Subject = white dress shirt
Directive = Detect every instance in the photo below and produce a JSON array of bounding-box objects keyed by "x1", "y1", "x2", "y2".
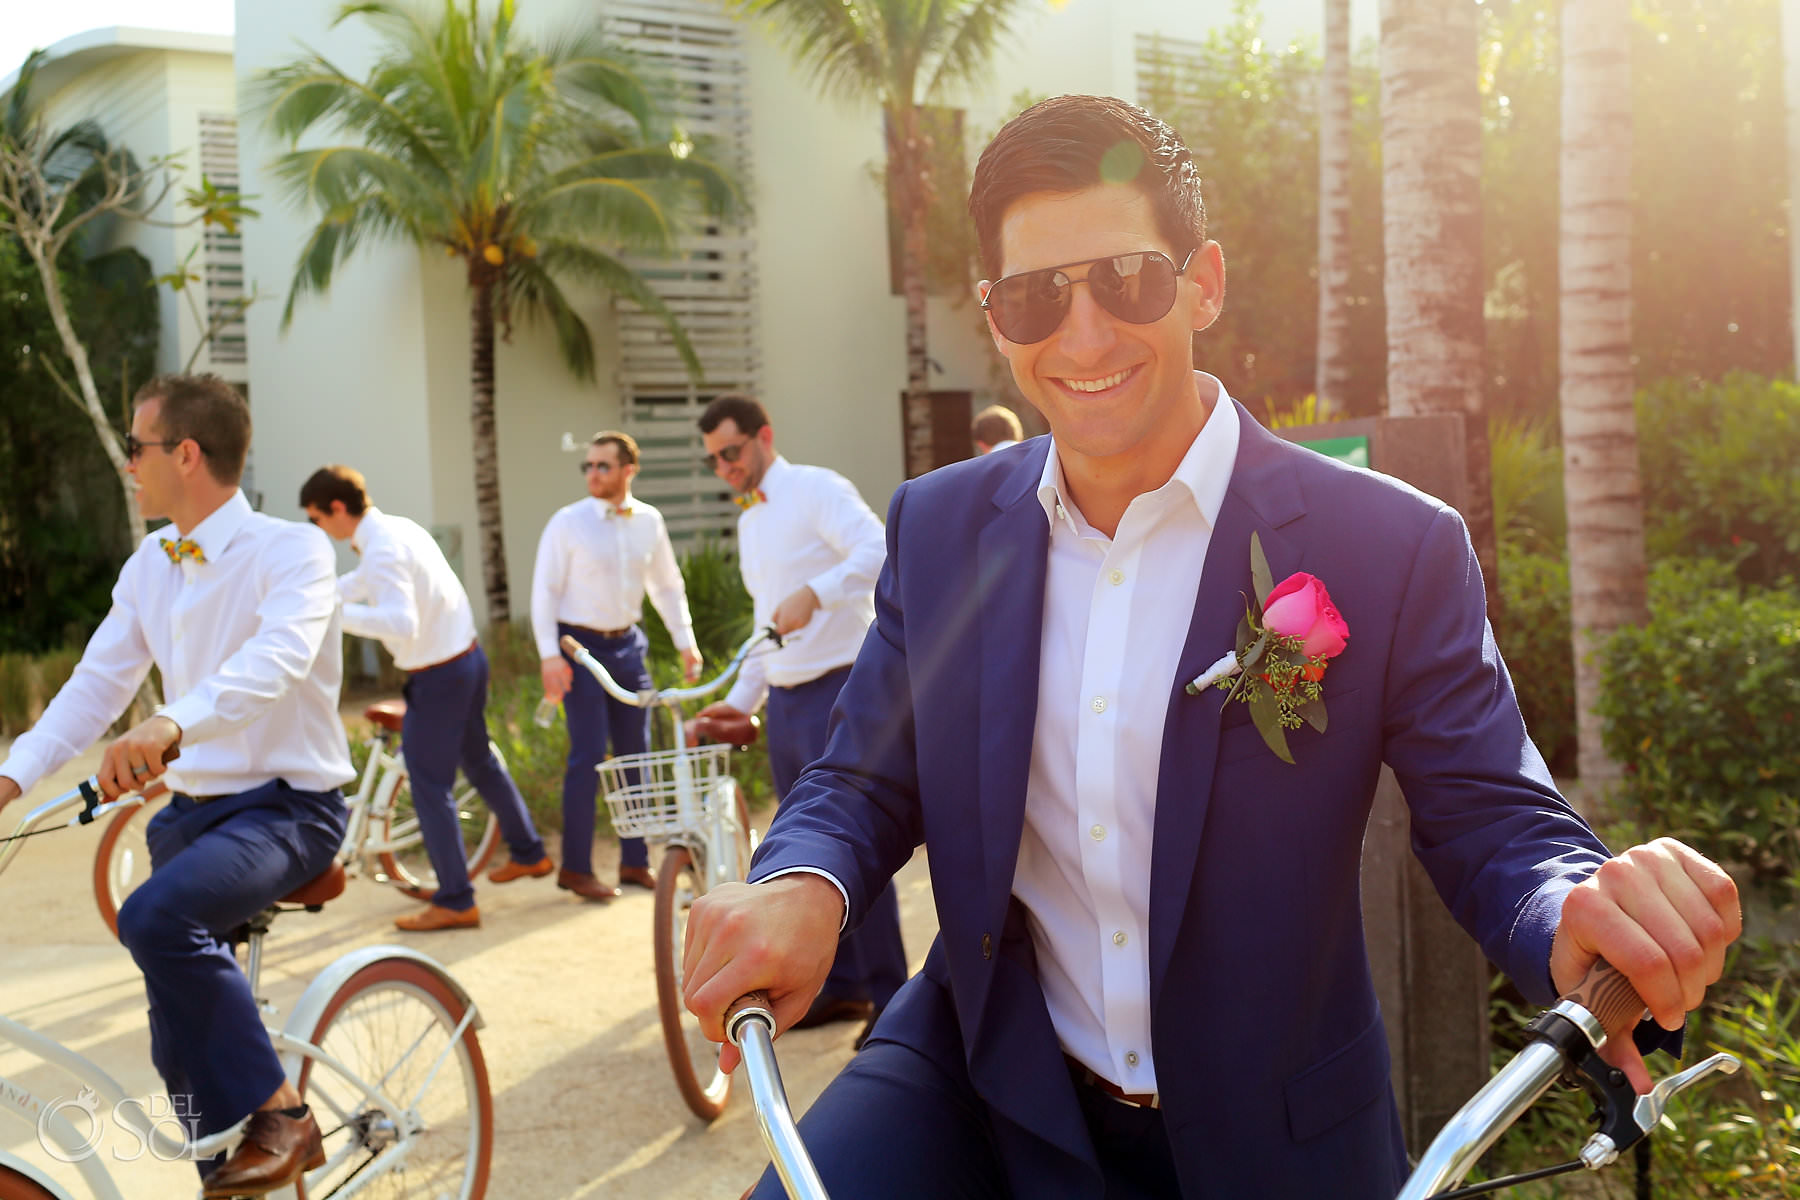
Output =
[
  {"x1": 1013, "y1": 378, "x2": 1240, "y2": 1095},
  {"x1": 724, "y1": 456, "x2": 886, "y2": 715},
  {"x1": 338, "y1": 507, "x2": 476, "y2": 671},
  {"x1": 530, "y1": 494, "x2": 697, "y2": 660},
  {"x1": 0, "y1": 491, "x2": 355, "y2": 798}
]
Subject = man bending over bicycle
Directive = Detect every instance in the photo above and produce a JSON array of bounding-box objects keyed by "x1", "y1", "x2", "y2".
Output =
[
  {"x1": 680, "y1": 96, "x2": 1742, "y2": 1199},
  {"x1": 0, "y1": 374, "x2": 352, "y2": 1197}
]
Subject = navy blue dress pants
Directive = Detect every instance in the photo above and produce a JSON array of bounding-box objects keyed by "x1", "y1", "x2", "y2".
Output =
[
  {"x1": 558, "y1": 623, "x2": 651, "y2": 873},
  {"x1": 401, "y1": 643, "x2": 548, "y2": 911},
  {"x1": 118, "y1": 781, "x2": 347, "y2": 1141},
  {"x1": 767, "y1": 665, "x2": 907, "y2": 1010}
]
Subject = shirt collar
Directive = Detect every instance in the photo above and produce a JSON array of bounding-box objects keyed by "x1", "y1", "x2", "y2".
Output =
[
  {"x1": 602, "y1": 493, "x2": 637, "y2": 518},
  {"x1": 752, "y1": 455, "x2": 791, "y2": 502},
  {"x1": 1035, "y1": 373, "x2": 1240, "y2": 533},
  {"x1": 350, "y1": 505, "x2": 383, "y2": 554},
  {"x1": 180, "y1": 489, "x2": 254, "y2": 563}
]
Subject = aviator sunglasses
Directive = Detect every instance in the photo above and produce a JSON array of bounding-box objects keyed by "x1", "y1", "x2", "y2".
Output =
[{"x1": 981, "y1": 249, "x2": 1196, "y2": 345}]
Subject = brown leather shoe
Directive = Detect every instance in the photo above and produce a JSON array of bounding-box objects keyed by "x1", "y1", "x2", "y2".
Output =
[
  {"x1": 201, "y1": 1108, "x2": 325, "y2": 1197},
  {"x1": 557, "y1": 869, "x2": 620, "y2": 902},
  {"x1": 617, "y1": 864, "x2": 657, "y2": 890},
  {"x1": 394, "y1": 903, "x2": 481, "y2": 931},
  {"x1": 488, "y1": 855, "x2": 554, "y2": 884}
]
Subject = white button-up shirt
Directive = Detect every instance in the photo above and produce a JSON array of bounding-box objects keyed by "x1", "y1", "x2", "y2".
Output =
[
  {"x1": 1013, "y1": 378, "x2": 1240, "y2": 1096},
  {"x1": 0, "y1": 491, "x2": 355, "y2": 797},
  {"x1": 338, "y1": 507, "x2": 476, "y2": 671},
  {"x1": 724, "y1": 456, "x2": 886, "y2": 715},
  {"x1": 530, "y1": 494, "x2": 697, "y2": 660}
]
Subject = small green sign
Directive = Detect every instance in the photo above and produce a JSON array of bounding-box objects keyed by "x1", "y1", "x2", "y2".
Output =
[{"x1": 1299, "y1": 435, "x2": 1370, "y2": 469}]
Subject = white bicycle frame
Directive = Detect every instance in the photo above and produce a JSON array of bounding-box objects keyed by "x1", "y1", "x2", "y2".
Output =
[
  {"x1": 561, "y1": 627, "x2": 778, "y2": 891},
  {"x1": 334, "y1": 726, "x2": 414, "y2": 875},
  {"x1": 1, "y1": 785, "x2": 484, "y2": 1200}
]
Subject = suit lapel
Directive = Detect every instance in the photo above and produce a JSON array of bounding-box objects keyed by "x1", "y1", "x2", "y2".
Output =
[
  {"x1": 972, "y1": 449, "x2": 1052, "y2": 1021},
  {"x1": 1148, "y1": 404, "x2": 1307, "y2": 1002}
]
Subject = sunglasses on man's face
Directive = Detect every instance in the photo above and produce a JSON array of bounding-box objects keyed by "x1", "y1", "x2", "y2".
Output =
[
  {"x1": 981, "y1": 249, "x2": 1196, "y2": 345},
  {"x1": 701, "y1": 435, "x2": 755, "y2": 472},
  {"x1": 580, "y1": 460, "x2": 617, "y2": 474},
  {"x1": 126, "y1": 434, "x2": 185, "y2": 461}
]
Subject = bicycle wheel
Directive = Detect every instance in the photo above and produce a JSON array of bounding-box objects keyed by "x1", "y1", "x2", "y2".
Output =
[
  {"x1": 376, "y1": 749, "x2": 503, "y2": 897},
  {"x1": 295, "y1": 958, "x2": 493, "y2": 1200},
  {"x1": 93, "y1": 796, "x2": 168, "y2": 938},
  {"x1": 654, "y1": 843, "x2": 732, "y2": 1120},
  {"x1": 0, "y1": 1166, "x2": 61, "y2": 1200}
]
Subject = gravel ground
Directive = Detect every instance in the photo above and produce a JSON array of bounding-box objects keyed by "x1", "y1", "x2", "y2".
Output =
[{"x1": 0, "y1": 744, "x2": 938, "y2": 1198}]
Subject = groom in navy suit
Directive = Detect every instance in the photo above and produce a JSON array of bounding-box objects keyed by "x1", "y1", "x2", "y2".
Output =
[{"x1": 683, "y1": 95, "x2": 1740, "y2": 1199}]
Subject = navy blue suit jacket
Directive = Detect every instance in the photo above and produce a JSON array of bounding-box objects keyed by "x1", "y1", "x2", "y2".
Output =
[{"x1": 749, "y1": 402, "x2": 1612, "y2": 1197}]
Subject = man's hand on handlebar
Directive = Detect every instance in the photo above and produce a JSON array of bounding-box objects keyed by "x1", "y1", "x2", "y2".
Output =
[
  {"x1": 0, "y1": 775, "x2": 19, "y2": 815},
  {"x1": 96, "y1": 714, "x2": 182, "y2": 799},
  {"x1": 682, "y1": 873, "x2": 844, "y2": 1074},
  {"x1": 541, "y1": 656, "x2": 574, "y2": 703},
  {"x1": 1550, "y1": 836, "x2": 1741, "y2": 1094},
  {"x1": 771, "y1": 586, "x2": 821, "y2": 636},
  {"x1": 680, "y1": 646, "x2": 704, "y2": 683}
]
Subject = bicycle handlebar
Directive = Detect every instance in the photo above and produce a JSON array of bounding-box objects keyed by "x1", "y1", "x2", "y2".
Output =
[
  {"x1": 1399, "y1": 957, "x2": 1742, "y2": 1197},
  {"x1": 0, "y1": 778, "x2": 152, "y2": 879},
  {"x1": 727, "y1": 990, "x2": 831, "y2": 1200},
  {"x1": 560, "y1": 626, "x2": 782, "y2": 711}
]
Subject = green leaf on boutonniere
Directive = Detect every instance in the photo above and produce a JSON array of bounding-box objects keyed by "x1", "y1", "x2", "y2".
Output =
[
  {"x1": 1224, "y1": 629, "x2": 1270, "y2": 705},
  {"x1": 1297, "y1": 695, "x2": 1328, "y2": 733},
  {"x1": 1248, "y1": 681, "x2": 1295, "y2": 763},
  {"x1": 1250, "y1": 530, "x2": 1274, "y2": 608},
  {"x1": 1236, "y1": 609, "x2": 1255, "y2": 656}
]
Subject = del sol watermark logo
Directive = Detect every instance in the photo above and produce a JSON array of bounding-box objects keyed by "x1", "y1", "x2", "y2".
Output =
[{"x1": 35, "y1": 1086, "x2": 194, "y2": 1163}]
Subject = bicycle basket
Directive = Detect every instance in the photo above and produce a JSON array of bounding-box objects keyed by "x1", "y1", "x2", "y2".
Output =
[{"x1": 597, "y1": 744, "x2": 734, "y2": 840}]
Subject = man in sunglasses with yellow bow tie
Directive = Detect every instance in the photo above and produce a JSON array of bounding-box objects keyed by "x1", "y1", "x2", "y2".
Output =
[
  {"x1": 0, "y1": 373, "x2": 353, "y2": 1196},
  {"x1": 681, "y1": 96, "x2": 1740, "y2": 1200}
]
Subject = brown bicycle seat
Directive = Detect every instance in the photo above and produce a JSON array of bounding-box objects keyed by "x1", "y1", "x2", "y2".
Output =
[
  {"x1": 281, "y1": 862, "x2": 347, "y2": 907},
  {"x1": 364, "y1": 700, "x2": 406, "y2": 732}
]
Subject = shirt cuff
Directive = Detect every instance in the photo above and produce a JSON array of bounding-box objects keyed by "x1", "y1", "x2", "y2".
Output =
[
  {"x1": 0, "y1": 749, "x2": 51, "y2": 797},
  {"x1": 158, "y1": 695, "x2": 213, "y2": 747},
  {"x1": 752, "y1": 866, "x2": 849, "y2": 932}
]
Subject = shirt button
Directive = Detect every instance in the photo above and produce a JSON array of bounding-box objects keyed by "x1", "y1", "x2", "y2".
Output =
[
  {"x1": 1108, "y1": 568, "x2": 1124, "y2": 585},
  {"x1": 1126, "y1": 1051, "x2": 1140, "y2": 1067},
  {"x1": 1055, "y1": 503, "x2": 1068, "y2": 521},
  {"x1": 981, "y1": 933, "x2": 992, "y2": 960},
  {"x1": 1091, "y1": 696, "x2": 1107, "y2": 714},
  {"x1": 1090, "y1": 824, "x2": 1106, "y2": 842},
  {"x1": 1112, "y1": 930, "x2": 1127, "y2": 947}
]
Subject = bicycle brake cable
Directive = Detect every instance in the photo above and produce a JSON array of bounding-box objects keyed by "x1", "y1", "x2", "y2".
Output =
[{"x1": 1434, "y1": 1159, "x2": 1584, "y2": 1198}]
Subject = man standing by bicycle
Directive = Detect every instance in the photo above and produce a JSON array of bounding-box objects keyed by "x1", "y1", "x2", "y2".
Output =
[
  {"x1": 693, "y1": 394, "x2": 908, "y2": 1040},
  {"x1": 0, "y1": 374, "x2": 352, "y2": 1197},
  {"x1": 680, "y1": 97, "x2": 1741, "y2": 1199},
  {"x1": 301, "y1": 463, "x2": 554, "y2": 931},
  {"x1": 532, "y1": 431, "x2": 703, "y2": 900}
]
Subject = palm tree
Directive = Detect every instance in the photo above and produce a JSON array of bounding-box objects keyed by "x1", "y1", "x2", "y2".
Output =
[
  {"x1": 1559, "y1": 0, "x2": 1643, "y2": 790},
  {"x1": 1315, "y1": 0, "x2": 1353, "y2": 416},
  {"x1": 257, "y1": 0, "x2": 742, "y2": 623},
  {"x1": 725, "y1": 0, "x2": 1033, "y2": 477},
  {"x1": 1377, "y1": 0, "x2": 1498, "y2": 620}
]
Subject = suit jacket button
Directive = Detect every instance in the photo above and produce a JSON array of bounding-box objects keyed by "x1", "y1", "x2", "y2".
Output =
[{"x1": 981, "y1": 933, "x2": 992, "y2": 960}]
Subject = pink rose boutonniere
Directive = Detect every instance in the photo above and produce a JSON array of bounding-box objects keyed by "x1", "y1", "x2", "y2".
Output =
[{"x1": 1185, "y1": 532, "x2": 1349, "y2": 764}]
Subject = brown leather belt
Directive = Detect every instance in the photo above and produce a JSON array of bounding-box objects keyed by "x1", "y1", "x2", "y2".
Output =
[
  {"x1": 1066, "y1": 1055, "x2": 1160, "y2": 1109},
  {"x1": 567, "y1": 624, "x2": 633, "y2": 640},
  {"x1": 410, "y1": 639, "x2": 479, "y2": 674}
]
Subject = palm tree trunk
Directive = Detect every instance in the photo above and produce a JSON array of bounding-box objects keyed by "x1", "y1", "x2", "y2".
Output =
[
  {"x1": 1560, "y1": 0, "x2": 1643, "y2": 790},
  {"x1": 894, "y1": 103, "x2": 933, "y2": 478},
  {"x1": 1315, "y1": 0, "x2": 1353, "y2": 416},
  {"x1": 1378, "y1": 0, "x2": 1498, "y2": 622},
  {"x1": 469, "y1": 280, "x2": 510, "y2": 624}
]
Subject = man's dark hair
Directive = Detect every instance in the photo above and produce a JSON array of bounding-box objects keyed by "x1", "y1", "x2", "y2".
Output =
[
  {"x1": 299, "y1": 465, "x2": 371, "y2": 516},
  {"x1": 590, "y1": 430, "x2": 640, "y2": 467},
  {"x1": 972, "y1": 404, "x2": 1024, "y2": 446},
  {"x1": 133, "y1": 373, "x2": 252, "y2": 486},
  {"x1": 698, "y1": 393, "x2": 770, "y2": 436},
  {"x1": 968, "y1": 95, "x2": 1206, "y2": 280}
]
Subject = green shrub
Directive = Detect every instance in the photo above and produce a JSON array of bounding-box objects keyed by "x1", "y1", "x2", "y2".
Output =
[
  {"x1": 1595, "y1": 560, "x2": 1800, "y2": 891},
  {"x1": 1637, "y1": 372, "x2": 1800, "y2": 588},
  {"x1": 1494, "y1": 546, "x2": 1576, "y2": 774},
  {"x1": 1490, "y1": 413, "x2": 1567, "y2": 557}
]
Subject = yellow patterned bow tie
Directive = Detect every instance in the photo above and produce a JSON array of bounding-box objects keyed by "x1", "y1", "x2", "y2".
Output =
[
  {"x1": 733, "y1": 489, "x2": 767, "y2": 511},
  {"x1": 610, "y1": 504, "x2": 634, "y2": 518},
  {"x1": 159, "y1": 537, "x2": 206, "y2": 564}
]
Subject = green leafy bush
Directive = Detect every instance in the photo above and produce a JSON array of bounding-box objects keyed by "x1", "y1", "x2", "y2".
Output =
[
  {"x1": 1595, "y1": 560, "x2": 1800, "y2": 891},
  {"x1": 1490, "y1": 414, "x2": 1567, "y2": 558},
  {"x1": 1494, "y1": 546, "x2": 1576, "y2": 774},
  {"x1": 1637, "y1": 373, "x2": 1800, "y2": 589}
]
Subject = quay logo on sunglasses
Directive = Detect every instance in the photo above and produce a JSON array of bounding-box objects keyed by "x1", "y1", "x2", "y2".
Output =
[{"x1": 981, "y1": 249, "x2": 1195, "y2": 345}]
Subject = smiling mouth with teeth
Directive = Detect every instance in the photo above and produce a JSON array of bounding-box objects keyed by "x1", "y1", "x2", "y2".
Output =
[{"x1": 1062, "y1": 367, "x2": 1136, "y2": 393}]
